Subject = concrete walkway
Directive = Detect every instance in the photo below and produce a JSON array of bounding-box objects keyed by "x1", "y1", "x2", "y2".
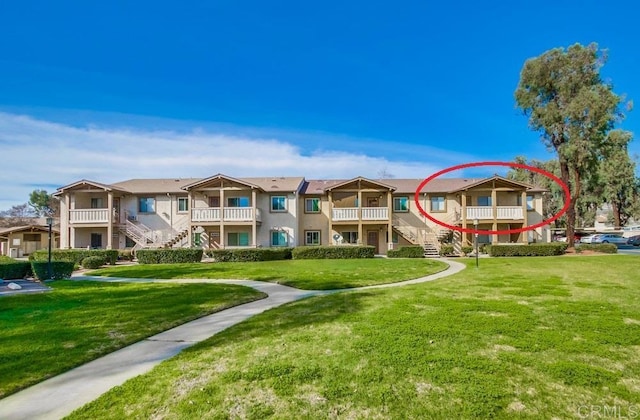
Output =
[
  {"x1": 0, "y1": 259, "x2": 465, "y2": 420},
  {"x1": 0, "y1": 280, "x2": 50, "y2": 296}
]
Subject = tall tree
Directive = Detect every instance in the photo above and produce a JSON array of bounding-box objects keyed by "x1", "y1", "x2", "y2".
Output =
[
  {"x1": 0, "y1": 203, "x2": 35, "y2": 227},
  {"x1": 28, "y1": 189, "x2": 55, "y2": 217},
  {"x1": 515, "y1": 43, "x2": 628, "y2": 247},
  {"x1": 598, "y1": 130, "x2": 638, "y2": 227}
]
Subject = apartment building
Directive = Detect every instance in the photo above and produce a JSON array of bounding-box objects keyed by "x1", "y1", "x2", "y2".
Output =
[{"x1": 53, "y1": 174, "x2": 548, "y2": 255}]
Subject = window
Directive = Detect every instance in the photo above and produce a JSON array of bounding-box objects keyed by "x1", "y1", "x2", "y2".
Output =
[
  {"x1": 193, "y1": 232, "x2": 201, "y2": 247},
  {"x1": 90, "y1": 198, "x2": 104, "y2": 209},
  {"x1": 227, "y1": 197, "x2": 250, "y2": 207},
  {"x1": 139, "y1": 197, "x2": 155, "y2": 213},
  {"x1": 516, "y1": 195, "x2": 534, "y2": 211},
  {"x1": 209, "y1": 196, "x2": 220, "y2": 207},
  {"x1": 305, "y1": 198, "x2": 321, "y2": 213},
  {"x1": 526, "y1": 195, "x2": 534, "y2": 211},
  {"x1": 24, "y1": 233, "x2": 41, "y2": 242},
  {"x1": 271, "y1": 230, "x2": 288, "y2": 246},
  {"x1": 178, "y1": 197, "x2": 189, "y2": 212},
  {"x1": 430, "y1": 196, "x2": 445, "y2": 212},
  {"x1": 393, "y1": 197, "x2": 409, "y2": 212},
  {"x1": 271, "y1": 196, "x2": 287, "y2": 212},
  {"x1": 227, "y1": 232, "x2": 249, "y2": 246},
  {"x1": 477, "y1": 196, "x2": 492, "y2": 207},
  {"x1": 478, "y1": 234, "x2": 490, "y2": 244},
  {"x1": 342, "y1": 231, "x2": 358, "y2": 244},
  {"x1": 305, "y1": 230, "x2": 321, "y2": 245}
]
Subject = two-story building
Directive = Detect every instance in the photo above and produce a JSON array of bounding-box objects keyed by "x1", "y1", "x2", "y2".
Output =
[{"x1": 54, "y1": 173, "x2": 548, "y2": 255}]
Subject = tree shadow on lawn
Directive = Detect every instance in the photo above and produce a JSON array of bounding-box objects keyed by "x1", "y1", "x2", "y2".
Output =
[{"x1": 182, "y1": 289, "x2": 377, "y2": 354}]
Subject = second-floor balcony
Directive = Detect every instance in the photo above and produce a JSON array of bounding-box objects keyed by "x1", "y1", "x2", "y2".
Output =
[
  {"x1": 466, "y1": 206, "x2": 524, "y2": 220},
  {"x1": 191, "y1": 207, "x2": 262, "y2": 223},
  {"x1": 332, "y1": 207, "x2": 389, "y2": 221},
  {"x1": 69, "y1": 209, "x2": 111, "y2": 224}
]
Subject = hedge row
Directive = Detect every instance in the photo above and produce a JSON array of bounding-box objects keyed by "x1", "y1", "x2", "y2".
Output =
[
  {"x1": 137, "y1": 248, "x2": 204, "y2": 264},
  {"x1": 489, "y1": 243, "x2": 569, "y2": 257},
  {"x1": 439, "y1": 245, "x2": 454, "y2": 256},
  {"x1": 31, "y1": 261, "x2": 75, "y2": 280},
  {"x1": 0, "y1": 261, "x2": 32, "y2": 279},
  {"x1": 575, "y1": 243, "x2": 618, "y2": 254},
  {"x1": 30, "y1": 249, "x2": 118, "y2": 265},
  {"x1": 292, "y1": 246, "x2": 375, "y2": 259},
  {"x1": 81, "y1": 256, "x2": 106, "y2": 269},
  {"x1": 209, "y1": 248, "x2": 293, "y2": 262},
  {"x1": 387, "y1": 246, "x2": 424, "y2": 258}
]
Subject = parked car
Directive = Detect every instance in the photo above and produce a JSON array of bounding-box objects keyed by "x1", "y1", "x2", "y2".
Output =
[
  {"x1": 591, "y1": 234, "x2": 627, "y2": 244},
  {"x1": 580, "y1": 234, "x2": 598, "y2": 244},
  {"x1": 627, "y1": 235, "x2": 640, "y2": 246}
]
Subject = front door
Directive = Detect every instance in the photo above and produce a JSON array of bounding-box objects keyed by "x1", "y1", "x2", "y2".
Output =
[{"x1": 367, "y1": 230, "x2": 379, "y2": 254}]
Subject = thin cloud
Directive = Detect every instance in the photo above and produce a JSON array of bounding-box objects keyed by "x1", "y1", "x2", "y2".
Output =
[{"x1": 0, "y1": 111, "x2": 473, "y2": 209}]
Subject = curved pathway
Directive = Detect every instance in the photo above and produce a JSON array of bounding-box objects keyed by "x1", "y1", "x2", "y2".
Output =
[{"x1": 0, "y1": 259, "x2": 465, "y2": 420}]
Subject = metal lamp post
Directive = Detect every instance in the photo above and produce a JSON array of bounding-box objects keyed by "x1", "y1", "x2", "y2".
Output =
[
  {"x1": 473, "y1": 218, "x2": 479, "y2": 269},
  {"x1": 46, "y1": 217, "x2": 53, "y2": 280}
]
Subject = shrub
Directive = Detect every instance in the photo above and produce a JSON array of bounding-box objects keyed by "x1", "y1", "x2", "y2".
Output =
[
  {"x1": 387, "y1": 246, "x2": 424, "y2": 258},
  {"x1": 209, "y1": 248, "x2": 292, "y2": 262},
  {"x1": 439, "y1": 244, "x2": 454, "y2": 256},
  {"x1": 292, "y1": 246, "x2": 375, "y2": 259},
  {"x1": 0, "y1": 261, "x2": 33, "y2": 279},
  {"x1": 118, "y1": 250, "x2": 134, "y2": 261},
  {"x1": 461, "y1": 246, "x2": 474, "y2": 255},
  {"x1": 136, "y1": 248, "x2": 204, "y2": 264},
  {"x1": 81, "y1": 256, "x2": 106, "y2": 269},
  {"x1": 30, "y1": 261, "x2": 75, "y2": 280},
  {"x1": 489, "y1": 243, "x2": 568, "y2": 257},
  {"x1": 575, "y1": 244, "x2": 618, "y2": 254},
  {"x1": 480, "y1": 243, "x2": 491, "y2": 254},
  {"x1": 0, "y1": 255, "x2": 15, "y2": 263},
  {"x1": 30, "y1": 249, "x2": 118, "y2": 265}
]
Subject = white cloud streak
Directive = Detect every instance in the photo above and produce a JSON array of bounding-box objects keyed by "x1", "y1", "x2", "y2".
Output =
[{"x1": 0, "y1": 112, "x2": 468, "y2": 209}]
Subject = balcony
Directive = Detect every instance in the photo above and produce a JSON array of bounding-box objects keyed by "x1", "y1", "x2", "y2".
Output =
[
  {"x1": 69, "y1": 209, "x2": 110, "y2": 224},
  {"x1": 466, "y1": 206, "x2": 524, "y2": 220},
  {"x1": 191, "y1": 207, "x2": 262, "y2": 223},
  {"x1": 332, "y1": 207, "x2": 389, "y2": 221}
]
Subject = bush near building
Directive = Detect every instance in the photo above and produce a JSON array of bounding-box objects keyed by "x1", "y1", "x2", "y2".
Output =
[
  {"x1": 136, "y1": 248, "x2": 204, "y2": 264},
  {"x1": 387, "y1": 246, "x2": 424, "y2": 258},
  {"x1": 489, "y1": 243, "x2": 568, "y2": 257},
  {"x1": 292, "y1": 246, "x2": 375, "y2": 259},
  {"x1": 30, "y1": 249, "x2": 119, "y2": 265}
]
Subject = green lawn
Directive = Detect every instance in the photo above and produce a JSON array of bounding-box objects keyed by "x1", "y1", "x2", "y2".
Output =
[
  {"x1": 71, "y1": 256, "x2": 640, "y2": 419},
  {"x1": 0, "y1": 281, "x2": 265, "y2": 398},
  {"x1": 88, "y1": 258, "x2": 448, "y2": 290}
]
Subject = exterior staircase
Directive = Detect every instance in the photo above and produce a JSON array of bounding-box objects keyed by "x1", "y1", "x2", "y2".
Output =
[
  {"x1": 392, "y1": 225, "x2": 441, "y2": 257},
  {"x1": 119, "y1": 219, "x2": 190, "y2": 252}
]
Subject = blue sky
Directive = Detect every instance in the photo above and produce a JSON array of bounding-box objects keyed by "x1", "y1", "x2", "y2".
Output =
[{"x1": 0, "y1": 0, "x2": 638, "y2": 209}]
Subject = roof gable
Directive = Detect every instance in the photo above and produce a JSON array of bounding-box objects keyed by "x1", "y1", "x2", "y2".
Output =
[
  {"x1": 54, "y1": 180, "x2": 126, "y2": 195},
  {"x1": 449, "y1": 175, "x2": 534, "y2": 192},
  {"x1": 182, "y1": 174, "x2": 262, "y2": 191},
  {"x1": 324, "y1": 176, "x2": 396, "y2": 192}
]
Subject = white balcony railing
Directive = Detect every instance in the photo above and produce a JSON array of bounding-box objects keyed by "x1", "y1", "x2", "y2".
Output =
[
  {"x1": 191, "y1": 207, "x2": 261, "y2": 222},
  {"x1": 362, "y1": 207, "x2": 389, "y2": 220},
  {"x1": 466, "y1": 206, "x2": 524, "y2": 220},
  {"x1": 332, "y1": 208, "x2": 358, "y2": 221},
  {"x1": 332, "y1": 207, "x2": 389, "y2": 221},
  {"x1": 496, "y1": 206, "x2": 524, "y2": 219},
  {"x1": 69, "y1": 209, "x2": 109, "y2": 223}
]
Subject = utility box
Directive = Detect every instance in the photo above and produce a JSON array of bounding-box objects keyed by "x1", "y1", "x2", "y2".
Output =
[{"x1": 9, "y1": 248, "x2": 18, "y2": 258}]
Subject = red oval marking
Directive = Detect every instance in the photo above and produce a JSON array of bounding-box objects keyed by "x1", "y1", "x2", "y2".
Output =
[{"x1": 413, "y1": 161, "x2": 570, "y2": 235}]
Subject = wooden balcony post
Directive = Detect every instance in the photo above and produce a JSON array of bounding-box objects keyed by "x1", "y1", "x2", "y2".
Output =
[
  {"x1": 252, "y1": 189, "x2": 257, "y2": 247},
  {"x1": 491, "y1": 187, "x2": 497, "y2": 244},
  {"x1": 106, "y1": 191, "x2": 113, "y2": 249},
  {"x1": 328, "y1": 191, "x2": 333, "y2": 244},
  {"x1": 357, "y1": 181, "x2": 363, "y2": 245},
  {"x1": 387, "y1": 191, "x2": 392, "y2": 250},
  {"x1": 521, "y1": 190, "x2": 528, "y2": 243},
  {"x1": 187, "y1": 191, "x2": 193, "y2": 246},
  {"x1": 219, "y1": 185, "x2": 225, "y2": 247}
]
